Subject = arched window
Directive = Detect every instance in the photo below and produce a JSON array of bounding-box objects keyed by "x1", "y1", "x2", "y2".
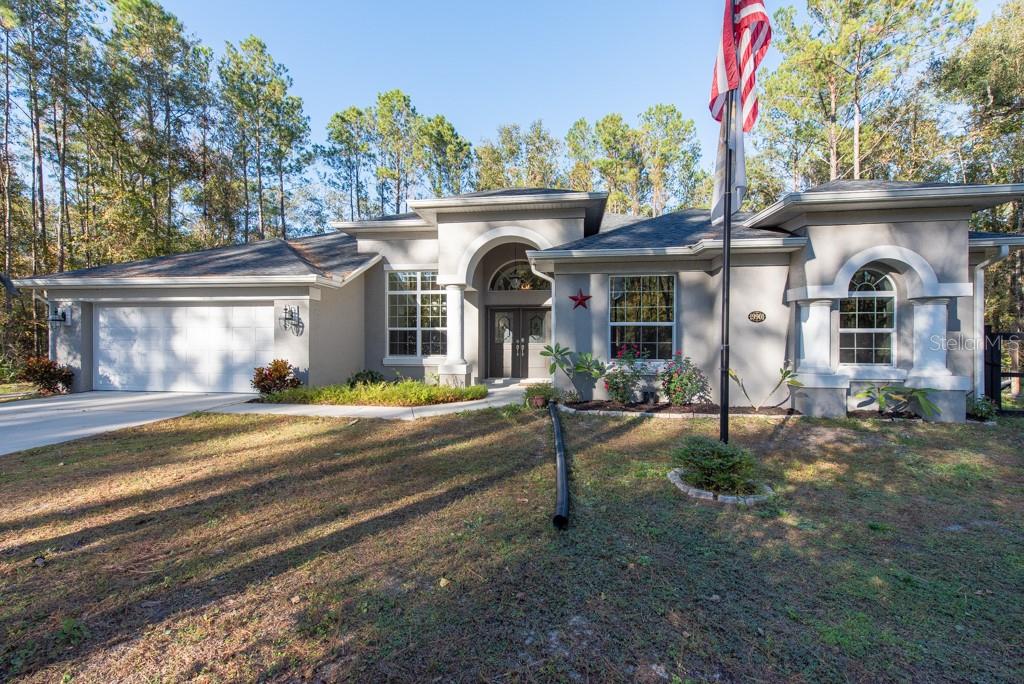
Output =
[
  {"x1": 489, "y1": 260, "x2": 550, "y2": 291},
  {"x1": 839, "y1": 268, "x2": 895, "y2": 365}
]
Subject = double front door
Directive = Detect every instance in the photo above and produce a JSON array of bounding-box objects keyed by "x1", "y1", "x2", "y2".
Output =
[{"x1": 488, "y1": 308, "x2": 551, "y2": 379}]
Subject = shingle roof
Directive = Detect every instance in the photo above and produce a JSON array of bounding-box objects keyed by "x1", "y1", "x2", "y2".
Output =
[
  {"x1": 454, "y1": 187, "x2": 575, "y2": 198},
  {"x1": 39, "y1": 231, "x2": 374, "y2": 280},
  {"x1": 347, "y1": 190, "x2": 581, "y2": 223},
  {"x1": 359, "y1": 211, "x2": 420, "y2": 222},
  {"x1": 804, "y1": 180, "x2": 961, "y2": 193},
  {"x1": 968, "y1": 230, "x2": 1023, "y2": 240},
  {"x1": 545, "y1": 210, "x2": 771, "y2": 251}
]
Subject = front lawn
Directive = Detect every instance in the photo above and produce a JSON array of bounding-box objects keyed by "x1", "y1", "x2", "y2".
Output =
[
  {"x1": 0, "y1": 383, "x2": 39, "y2": 403},
  {"x1": 0, "y1": 382, "x2": 35, "y2": 395},
  {"x1": 0, "y1": 411, "x2": 1021, "y2": 681},
  {"x1": 264, "y1": 378, "x2": 488, "y2": 406},
  {"x1": 1003, "y1": 390, "x2": 1024, "y2": 410}
]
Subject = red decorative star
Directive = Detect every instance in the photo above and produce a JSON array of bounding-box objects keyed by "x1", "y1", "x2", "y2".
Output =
[{"x1": 569, "y1": 289, "x2": 592, "y2": 310}]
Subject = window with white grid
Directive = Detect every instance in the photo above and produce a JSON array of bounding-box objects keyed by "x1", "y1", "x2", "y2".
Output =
[
  {"x1": 609, "y1": 275, "x2": 675, "y2": 361},
  {"x1": 387, "y1": 271, "x2": 447, "y2": 357},
  {"x1": 839, "y1": 269, "x2": 895, "y2": 365}
]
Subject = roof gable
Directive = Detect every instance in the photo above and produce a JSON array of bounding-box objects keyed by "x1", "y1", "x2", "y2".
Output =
[{"x1": 546, "y1": 209, "x2": 765, "y2": 252}]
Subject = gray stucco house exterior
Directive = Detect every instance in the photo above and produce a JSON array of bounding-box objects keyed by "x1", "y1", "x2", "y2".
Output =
[{"x1": 15, "y1": 181, "x2": 1024, "y2": 421}]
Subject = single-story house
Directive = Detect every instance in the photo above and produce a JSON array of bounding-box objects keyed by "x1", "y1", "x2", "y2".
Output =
[{"x1": 15, "y1": 181, "x2": 1024, "y2": 421}]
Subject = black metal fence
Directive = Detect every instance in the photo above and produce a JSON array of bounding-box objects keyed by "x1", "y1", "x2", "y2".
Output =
[{"x1": 984, "y1": 326, "x2": 1024, "y2": 412}]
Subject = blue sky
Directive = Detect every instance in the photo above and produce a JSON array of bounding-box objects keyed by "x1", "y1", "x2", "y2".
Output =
[{"x1": 164, "y1": 0, "x2": 1005, "y2": 172}]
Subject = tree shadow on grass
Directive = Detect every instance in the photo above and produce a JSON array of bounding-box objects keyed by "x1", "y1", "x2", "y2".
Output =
[
  {"x1": 419, "y1": 422, "x2": 1012, "y2": 679},
  {"x1": 0, "y1": 411, "x2": 507, "y2": 543},
  {"x1": 0, "y1": 411, "x2": 563, "y2": 678},
  {"x1": 4, "y1": 413, "x2": 1019, "y2": 681}
]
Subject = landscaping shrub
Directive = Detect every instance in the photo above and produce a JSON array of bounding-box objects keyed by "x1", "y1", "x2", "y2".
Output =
[
  {"x1": 540, "y1": 343, "x2": 605, "y2": 395},
  {"x1": 603, "y1": 344, "x2": 647, "y2": 404},
  {"x1": 264, "y1": 379, "x2": 488, "y2": 407},
  {"x1": 671, "y1": 435, "x2": 758, "y2": 495},
  {"x1": 20, "y1": 356, "x2": 74, "y2": 394},
  {"x1": 0, "y1": 355, "x2": 21, "y2": 384},
  {"x1": 729, "y1": 363, "x2": 802, "y2": 412},
  {"x1": 657, "y1": 351, "x2": 710, "y2": 405},
  {"x1": 967, "y1": 394, "x2": 998, "y2": 421},
  {"x1": 855, "y1": 383, "x2": 940, "y2": 419},
  {"x1": 346, "y1": 369, "x2": 386, "y2": 386},
  {"x1": 523, "y1": 382, "x2": 559, "y2": 407},
  {"x1": 251, "y1": 359, "x2": 302, "y2": 395}
]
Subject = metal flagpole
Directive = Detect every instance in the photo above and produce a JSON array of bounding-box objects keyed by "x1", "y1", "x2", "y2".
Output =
[{"x1": 719, "y1": 89, "x2": 734, "y2": 444}]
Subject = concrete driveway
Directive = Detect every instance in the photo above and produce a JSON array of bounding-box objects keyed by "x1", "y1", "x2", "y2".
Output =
[{"x1": 0, "y1": 391, "x2": 251, "y2": 456}]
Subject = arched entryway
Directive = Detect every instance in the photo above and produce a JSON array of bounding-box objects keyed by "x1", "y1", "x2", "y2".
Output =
[{"x1": 470, "y1": 242, "x2": 552, "y2": 380}]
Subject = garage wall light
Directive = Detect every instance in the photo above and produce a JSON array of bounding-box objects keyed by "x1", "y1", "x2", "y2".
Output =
[
  {"x1": 47, "y1": 304, "x2": 70, "y2": 326},
  {"x1": 279, "y1": 305, "x2": 302, "y2": 334}
]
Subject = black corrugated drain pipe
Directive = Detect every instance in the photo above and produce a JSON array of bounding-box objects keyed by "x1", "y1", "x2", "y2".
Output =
[{"x1": 549, "y1": 402, "x2": 569, "y2": 529}]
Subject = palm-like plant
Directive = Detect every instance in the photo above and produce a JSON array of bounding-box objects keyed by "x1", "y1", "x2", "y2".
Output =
[
  {"x1": 728, "y1": 363, "x2": 803, "y2": 412},
  {"x1": 540, "y1": 344, "x2": 606, "y2": 396}
]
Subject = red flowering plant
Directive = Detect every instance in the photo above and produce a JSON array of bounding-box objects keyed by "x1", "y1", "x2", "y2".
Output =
[
  {"x1": 21, "y1": 356, "x2": 74, "y2": 394},
  {"x1": 656, "y1": 350, "x2": 711, "y2": 406},
  {"x1": 251, "y1": 359, "x2": 302, "y2": 395},
  {"x1": 602, "y1": 344, "x2": 648, "y2": 404}
]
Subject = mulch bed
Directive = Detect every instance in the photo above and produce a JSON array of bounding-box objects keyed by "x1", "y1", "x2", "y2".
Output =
[
  {"x1": 848, "y1": 409, "x2": 921, "y2": 420},
  {"x1": 567, "y1": 401, "x2": 799, "y2": 416},
  {"x1": 848, "y1": 409, "x2": 992, "y2": 423}
]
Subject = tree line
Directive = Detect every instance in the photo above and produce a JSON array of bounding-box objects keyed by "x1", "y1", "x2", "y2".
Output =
[
  {"x1": 1, "y1": 0, "x2": 1023, "y2": 362},
  {"x1": 1, "y1": 0, "x2": 315, "y2": 356},
  {"x1": 752, "y1": 0, "x2": 1023, "y2": 331},
  {"x1": 321, "y1": 101, "x2": 707, "y2": 220}
]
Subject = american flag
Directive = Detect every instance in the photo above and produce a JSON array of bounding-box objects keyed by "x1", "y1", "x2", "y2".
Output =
[
  {"x1": 709, "y1": 0, "x2": 772, "y2": 222},
  {"x1": 709, "y1": 0, "x2": 772, "y2": 132}
]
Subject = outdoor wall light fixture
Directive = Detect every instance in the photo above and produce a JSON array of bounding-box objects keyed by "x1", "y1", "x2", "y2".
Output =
[
  {"x1": 507, "y1": 242, "x2": 527, "y2": 290},
  {"x1": 279, "y1": 305, "x2": 302, "y2": 334},
  {"x1": 47, "y1": 305, "x2": 70, "y2": 325}
]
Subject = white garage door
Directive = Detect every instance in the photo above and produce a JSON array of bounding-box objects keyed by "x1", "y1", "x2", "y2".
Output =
[{"x1": 94, "y1": 304, "x2": 275, "y2": 393}]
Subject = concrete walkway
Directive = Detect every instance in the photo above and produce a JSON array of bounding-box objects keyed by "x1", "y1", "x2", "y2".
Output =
[
  {"x1": 0, "y1": 391, "x2": 251, "y2": 455},
  {"x1": 212, "y1": 380, "x2": 527, "y2": 421}
]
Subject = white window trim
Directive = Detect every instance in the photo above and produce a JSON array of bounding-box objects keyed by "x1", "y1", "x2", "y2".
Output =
[
  {"x1": 385, "y1": 270, "x2": 446, "y2": 359},
  {"x1": 607, "y1": 274, "x2": 677, "y2": 364},
  {"x1": 838, "y1": 272, "x2": 897, "y2": 368},
  {"x1": 488, "y1": 259, "x2": 552, "y2": 292},
  {"x1": 382, "y1": 356, "x2": 447, "y2": 367}
]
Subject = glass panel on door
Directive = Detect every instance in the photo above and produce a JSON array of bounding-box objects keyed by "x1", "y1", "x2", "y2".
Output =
[
  {"x1": 488, "y1": 308, "x2": 551, "y2": 379},
  {"x1": 526, "y1": 310, "x2": 551, "y2": 378},
  {"x1": 491, "y1": 311, "x2": 515, "y2": 378}
]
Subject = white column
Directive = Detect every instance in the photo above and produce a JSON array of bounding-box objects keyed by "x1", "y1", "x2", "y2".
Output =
[
  {"x1": 797, "y1": 299, "x2": 833, "y2": 373},
  {"x1": 445, "y1": 283, "x2": 466, "y2": 365},
  {"x1": 973, "y1": 269, "x2": 985, "y2": 396},
  {"x1": 909, "y1": 297, "x2": 951, "y2": 377}
]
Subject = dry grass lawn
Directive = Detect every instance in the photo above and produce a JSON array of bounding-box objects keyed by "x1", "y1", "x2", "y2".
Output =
[
  {"x1": 0, "y1": 383, "x2": 38, "y2": 403},
  {"x1": 0, "y1": 409, "x2": 1022, "y2": 682}
]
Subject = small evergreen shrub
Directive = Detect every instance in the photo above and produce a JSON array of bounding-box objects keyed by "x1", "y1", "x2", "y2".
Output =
[
  {"x1": 657, "y1": 352, "x2": 711, "y2": 405},
  {"x1": 21, "y1": 356, "x2": 74, "y2": 394},
  {"x1": 967, "y1": 394, "x2": 998, "y2": 421},
  {"x1": 252, "y1": 359, "x2": 302, "y2": 395},
  {"x1": 671, "y1": 435, "x2": 758, "y2": 495},
  {"x1": 346, "y1": 369, "x2": 386, "y2": 386},
  {"x1": 603, "y1": 345, "x2": 647, "y2": 404},
  {"x1": 265, "y1": 379, "x2": 487, "y2": 407}
]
